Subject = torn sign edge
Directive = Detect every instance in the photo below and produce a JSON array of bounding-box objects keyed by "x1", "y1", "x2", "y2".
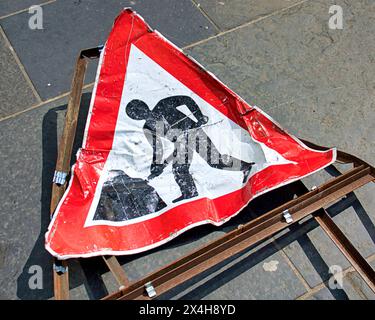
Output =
[{"x1": 45, "y1": 8, "x2": 336, "y2": 259}]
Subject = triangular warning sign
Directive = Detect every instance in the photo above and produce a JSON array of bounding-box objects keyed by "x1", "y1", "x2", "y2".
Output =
[{"x1": 45, "y1": 9, "x2": 335, "y2": 259}]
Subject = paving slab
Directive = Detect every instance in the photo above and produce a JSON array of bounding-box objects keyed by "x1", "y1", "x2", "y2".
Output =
[
  {"x1": 197, "y1": 0, "x2": 302, "y2": 31},
  {"x1": 0, "y1": 0, "x2": 216, "y2": 100},
  {"x1": 341, "y1": 270, "x2": 375, "y2": 300},
  {"x1": 0, "y1": 31, "x2": 38, "y2": 118},
  {"x1": 197, "y1": 250, "x2": 307, "y2": 300},
  {"x1": 305, "y1": 269, "x2": 375, "y2": 300},
  {"x1": 0, "y1": 0, "x2": 52, "y2": 18},
  {"x1": 274, "y1": 222, "x2": 351, "y2": 289},
  {"x1": 305, "y1": 286, "x2": 337, "y2": 300},
  {"x1": 307, "y1": 266, "x2": 375, "y2": 300},
  {"x1": 187, "y1": 0, "x2": 375, "y2": 292},
  {"x1": 187, "y1": 0, "x2": 375, "y2": 164},
  {"x1": 273, "y1": 185, "x2": 375, "y2": 288}
]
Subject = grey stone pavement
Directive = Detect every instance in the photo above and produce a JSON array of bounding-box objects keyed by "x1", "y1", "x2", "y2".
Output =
[{"x1": 0, "y1": 0, "x2": 374, "y2": 300}]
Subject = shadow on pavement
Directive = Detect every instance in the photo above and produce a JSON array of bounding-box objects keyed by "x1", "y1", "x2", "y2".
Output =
[{"x1": 16, "y1": 92, "x2": 92, "y2": 299}]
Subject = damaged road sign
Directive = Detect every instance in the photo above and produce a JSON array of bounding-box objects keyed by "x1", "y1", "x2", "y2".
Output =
[{"x1": 45, "y1": 9, "x2": 336, "y2": 259}]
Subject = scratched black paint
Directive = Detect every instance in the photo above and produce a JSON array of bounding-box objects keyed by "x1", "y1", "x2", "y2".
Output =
[{"x1": 94, "y1": 96, "x2": 254, "y2": 222}]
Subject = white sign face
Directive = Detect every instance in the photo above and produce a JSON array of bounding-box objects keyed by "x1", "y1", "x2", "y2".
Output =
[{"x1": 85, "y1": 45, "x2": 291, "y2": 227}]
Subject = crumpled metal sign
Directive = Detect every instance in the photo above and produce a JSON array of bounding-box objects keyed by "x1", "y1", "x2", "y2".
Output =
[{"x1": 45, "y1": 9, "x2": 336, "y2": 259}]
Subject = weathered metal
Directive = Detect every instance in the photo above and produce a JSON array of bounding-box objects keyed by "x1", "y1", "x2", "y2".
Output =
[
  {"x1": 103, "y1": 256, "x2": 130, "y2": 288},
  {"x1": 51, "y1": 52, "x2": 88, "y2": 300}
]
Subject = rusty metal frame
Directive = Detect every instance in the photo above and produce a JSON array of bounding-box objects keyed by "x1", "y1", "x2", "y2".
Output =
[{"x1": 50, "y1": 47, "x2": 375, "y2": 300}]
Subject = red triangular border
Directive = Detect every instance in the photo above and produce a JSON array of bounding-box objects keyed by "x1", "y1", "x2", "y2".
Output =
[{"x1": 45, "y1": 9, "x2": 335, "y2": 259}]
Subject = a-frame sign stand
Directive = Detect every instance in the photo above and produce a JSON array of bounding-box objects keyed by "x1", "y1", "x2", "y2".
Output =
[{"x1": 51, "y1": 47, "x2": 375, "y2": 300}]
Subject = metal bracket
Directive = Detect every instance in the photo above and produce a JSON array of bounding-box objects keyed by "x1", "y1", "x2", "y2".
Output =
[
  {"x1": 53, "y1": 171, "x2": 68, "y2": 185},
  {"x1": 53, "y1": 262, "x2": 68, "y2": 275},
  {"x1": 282, "y1": 209, "x2": 293, "y2": 224},
  {"x1": 237, "y1": 224, "x2": 244, "y2": 230},
  {"x1": 144, "y1": 282, "x2": 156, "y2": 298}
]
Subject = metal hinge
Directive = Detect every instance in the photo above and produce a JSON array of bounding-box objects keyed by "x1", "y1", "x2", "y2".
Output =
[
  {"x1": 144, "y1": 281, "x2": 156, "y2": 298},
  {"x1": 282, "y1": 209, "x2": 293, "y2": 224},
  {"x1": 53, "y1": 171, "x2": 67, "y2": 185}
]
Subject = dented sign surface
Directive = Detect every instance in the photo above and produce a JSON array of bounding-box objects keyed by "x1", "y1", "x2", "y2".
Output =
[{"x1": 45, "y1": 9, "x2": 336, "y2": 259}]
